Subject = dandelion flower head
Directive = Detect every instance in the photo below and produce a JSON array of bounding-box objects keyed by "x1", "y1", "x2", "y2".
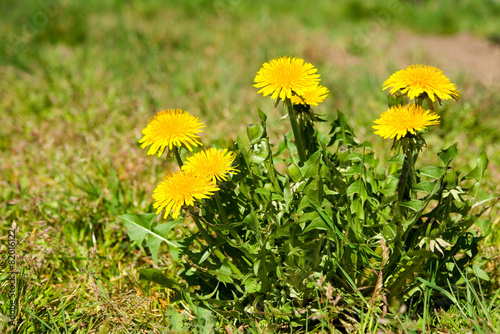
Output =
[
  {"x1": 373, "y1": 104, "x2": 440, "y2": 140},
  {"x1": 254, "y1": 56, "x2": 320, "y2": 101},
  {"x1": 291, "y1": 85, "x2": 329, "y2": 106},
  {"x1": 383, "y1": 64, "x2": 460, "y2": 102},
  {"x1": 139, "y1": 109, "x2": 205, "y2": 157},
  {"x1": 153, "y1": 171, "x2": 219, "y2": 219},
  {"x1": 182, "y1": 148, "x2": 238, "y2": 182}
]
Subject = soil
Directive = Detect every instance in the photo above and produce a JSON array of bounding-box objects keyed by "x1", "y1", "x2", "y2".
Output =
[
  {"x1": 311, "y1": 29, "x2": 500, "y2": 91},
  {"x1": 390, "y1": 31, "x2": 500, "y2": 89}
]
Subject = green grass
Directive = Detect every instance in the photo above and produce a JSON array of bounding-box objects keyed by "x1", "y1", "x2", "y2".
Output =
[{"x1": 1, "y1": 0, "x2": 500, "y2": 332}]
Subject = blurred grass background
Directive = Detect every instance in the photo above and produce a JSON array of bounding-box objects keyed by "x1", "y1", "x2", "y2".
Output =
[{"x1": 1, "y1": 0, "x2": 500, "y2": 332}]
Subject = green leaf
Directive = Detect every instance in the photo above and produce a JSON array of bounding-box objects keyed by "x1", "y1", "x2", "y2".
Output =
[
  {"x1": 475, "y1": 219, "x2": 492, "y2": 238},
  {"x1": 255, "y1": 187, "x2": 271, "y2": 201},
  {"x1": 346, "y1": 152, "x2": 363, "y2": 162},
  {"x1": 437, "y1": 142, "x2": 458, "y2": 167},
  {"x1": 404, "y1": 249, "x2": 436, "y2": 258},
  {"x1": 119, "y1": 213, "x2": 157, "y2": 243},
  {"x1": 242, "y1": 277, "x2": 261, "y2": 294},
  {"x1": 343, "y1": 163, "x2": 363, "y2": 176},
  {"x1": 304, "y1": 182, "x2": 321, "y2": 205},
  {"x1": 258, "y1": 109, "x2": 267, "y2": 122},
  {"x1": 419, "y1": 166, "x2": 445, "y2": 179},
  {"x1": 412, "y1": 181, "x2": 435, "y2": 194},
  {"x1": 119, "y1": 213, "x2": 180, "y2": 265},
  {"x1": 399, "y1": 200, "x2": 423, "y2": 211},
  {"x1": 385, "y1": 153, "x2": 405, "y2": 165},
  {"x1": 303, "y1": 150, "x2": 322, "y2": 178},
  {"x1": 464, "y1": 151, "x2": 488, "y2": 182},
  {"x1": 139, "y1": 268, "x2": 180, "y2": 291},
  {"x1": 307, "y1": 199, "x2": 344, "y2": 240},
  {"x1": 243, "y1": 210, "x2": 259, "y2": 234},
  {"x1": 327, "y1": 110, "x2": 359, "y2": 147},
  {"x1": 473, "y1": 264, "x2": 490, "y2": 281},
  {"x1": 417, "y1": 278, "x2": 457, "y2": 304},
  {"x1": 350, "y1": 198, "x2": 364, "y2": 222},
  {"x1": 247, "y1": 123, "x2": 265, "y2": 144},
  {"x1": 208, "y1": 259, "x2": 234, "y2": 283},
  {"x1": 347, "y1": 178, "x2": 367, "y2": 201},
  {"x1": 150, "y1": 222, "x2": 182, "y2": 264},
  {"x1": 236, "y1": 134, "x2": 250, "y2": 154},
  {"x1": 303, "y1": 217, "x2": 329, "y2": 233},
  {"x1": 297, "y1": 211, "x2": 320, "y2": 224}
]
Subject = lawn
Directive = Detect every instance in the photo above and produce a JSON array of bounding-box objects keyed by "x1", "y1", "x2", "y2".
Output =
[{"x1": 1, "y1": 0, "x2": 500, "y2": 332}]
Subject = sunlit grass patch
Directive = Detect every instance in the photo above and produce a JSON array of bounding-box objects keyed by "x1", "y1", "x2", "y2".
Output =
[{"x1": 1, "y1": 1, "x2": 500, "y2": 332}]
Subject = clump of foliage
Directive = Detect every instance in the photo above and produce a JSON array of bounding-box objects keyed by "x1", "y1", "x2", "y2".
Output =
[{"x1": 120, "y1": 58, "x2": 495, "y2": 332}]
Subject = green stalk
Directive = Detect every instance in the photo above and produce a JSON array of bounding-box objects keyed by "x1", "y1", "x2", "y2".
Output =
[
  {"x1": 215, "y1": 193, "x2": 229, "y2": 224},
  {"x1": 190, "y1": 210, "x2": 213, "y2": 246},
  {"x1": 415, "y1": 96, "x2": 424, "y2": 107},
  {"x1": 425, "y1": 95, "x2": 435, "y2": 112},
  {"x1": 214, "y1": 193, "x2": 243, "y2": 244},
  {"x1": 397, "y1": 153, "x2": 410, "y2": 203},
  {"x1": 298, "y1": 112, "x2": 307, "y2": 148},
  {"x1": 265, "y1": 142, "x2": 280, "y2": 191},
  {"x1": 397, "y1": 138, "x2": 417, "y2": 203},
  {"x1": 173, "y1": 146, "x2": 184, "y2": 169},
  {"x1": 189, "y1": 209, "x2": 242, "y2": 275},
  {"x1": 285, "y1": 98, "x2": 307, "y2": 164}
]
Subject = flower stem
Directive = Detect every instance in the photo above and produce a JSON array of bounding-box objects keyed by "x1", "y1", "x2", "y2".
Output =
[
  {"x1": 215, "y1": 192, "x2": 229, "y2": 224},
  {"x1": 426, "y1": 96, "x2": 435, "y2": 112},
  {"x1": 215, "y1": 193, "x2": 243, "y2": 244},
  {"x1": 415, "y1": 96, "x2": 424, "y2": 107},
  {"x1": 398, "y1": 138, "x2": 417, "y2": 203},
  {"x1": 173, "y1": 147, "x2": 184, "y2": 169},
  {"x1": 285, "y1": 98, "x2": 307, "y2": 164},
  {"x1": 190, "y1": 210, "x2": 213, "y2": 246},
  {"x1": 265, "y1": 138, "x2": 280, "y2": 190},
  {"x1": 397, "y1": 153, "x2": 410, "y2": 202},
  {"x1": 189, "y1": 208, "x2": 242, "y2": 275}
]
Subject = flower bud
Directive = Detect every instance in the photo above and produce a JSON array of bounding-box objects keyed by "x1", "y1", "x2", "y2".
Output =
[
  {"x1": 443, "y1": 168, "x2": 457, "y2": 189},
  {"x1": 430, "y1": 226, "x2": 441, "y2": 239},
  {"x1": 286, "y1": 163, "x2": 303, "y2": 182},
  {"x1": 250, "y1": 139, "x2": 270, "y2": 163}
]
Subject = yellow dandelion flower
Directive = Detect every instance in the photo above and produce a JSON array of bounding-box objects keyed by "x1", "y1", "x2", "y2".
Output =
[
  {"x1": 254, "y1": 56, "x2": 321, "y2": 101},
  {"x1": 383, "y1": 64, "x2": 460, "y2": 102},
  {"x1": 139, "y1": 109, "x2": 205, "y2": 157},
  {"x1": 153, "y1": 171, "x2": 219, "y2": 219},
  {"x1": 182, "y1": 148, "x2": 239, "y2": 182},
  {"x1": 373, "y1": 104, "x2": 440, "y2": 140},
  {"x1": 291, "y1": 85, "x2": 329, "y2": 106}
]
